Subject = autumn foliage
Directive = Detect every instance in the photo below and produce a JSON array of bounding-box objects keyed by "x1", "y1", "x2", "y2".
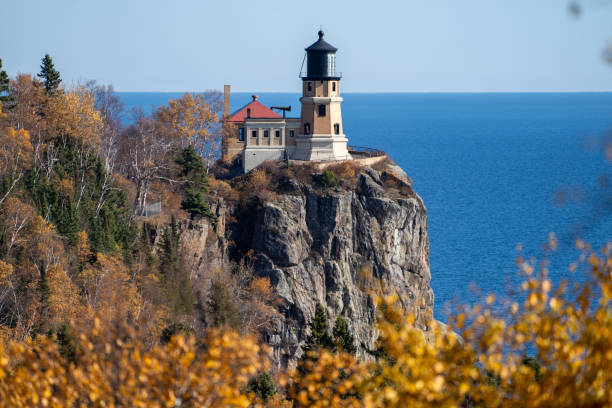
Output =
[{"x1": 1, "y1": 57, "x2": 611, "y2": 407}]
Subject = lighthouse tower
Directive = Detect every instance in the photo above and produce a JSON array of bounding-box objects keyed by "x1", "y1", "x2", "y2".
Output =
[{"x1": 293, "y1": 31, "x2": 351, "y2": 162}]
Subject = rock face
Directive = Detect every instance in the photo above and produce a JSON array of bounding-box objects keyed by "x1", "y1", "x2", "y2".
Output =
[{"x1": 182, "y1": 164, "x2": 434, "y2": 368}]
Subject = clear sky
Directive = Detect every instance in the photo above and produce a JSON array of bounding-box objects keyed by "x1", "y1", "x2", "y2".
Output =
[{"x1": 1, "y1": 0, "x2": 611, "y2": 92}]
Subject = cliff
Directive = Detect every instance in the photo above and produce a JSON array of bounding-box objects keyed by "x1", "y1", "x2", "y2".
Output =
[{"x1": 178, "y1": 160, "x2": 434, "y2": 368}]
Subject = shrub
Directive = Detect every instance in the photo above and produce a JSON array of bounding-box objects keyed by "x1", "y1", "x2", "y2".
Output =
[
  {"x1": 160, "y1": 322, "x2": 195, "y2": 344},
  {"x1": 320, "y1": 169, "x2": 338, "y2": 188}
]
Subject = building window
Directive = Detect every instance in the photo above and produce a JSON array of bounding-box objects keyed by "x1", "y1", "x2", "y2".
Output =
[
  {"x1": 251, "y1": 130, "x2": 257, "y2": 138},
  {"x1": 290, "y1": 130, "x2": 295, "y2": 138},
  {"x1": 334, "y1": 123, "x2": 340, "y2": 135},
  {"x1": 327, "y1": 53, "x2": 335, "y2": 76},
  {"x1": 332, "y1": 82, "x2": 336, "y2": 92},
  {"x1": 238, "y1": 128, "x2": 245, "y2": 141},
  {"x1": 304, "y1": 123, "x2": 310, "y2": 134},
  {"x1": 307, "y1": 82, "x2": 312, "y2": 92},
  {"x1": 264, "y1": 130, "x2": 269, "y2": 138},
  {"x1": 247, "y1": 108, "x2": 251, "y2": 118},
  {"x1": 275, "y1": 130, "x2": 280, "y2": 138},
  {"x1": 318, "y1": 104, "x2": 326, "y2": 117}
]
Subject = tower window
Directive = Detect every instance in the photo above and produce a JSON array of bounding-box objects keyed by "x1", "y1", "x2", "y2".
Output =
[
  {"x1": 332, "y1": 82, "x2": 336, "y2": 92},
  {"x1": 239, "y1": 128, "x2": 245, "y2": 141},
  {"x1": 247, "y1": 108, "x2": 251, "y2": 118},
  {"x1": 290, "y1": 130, "x2": 295, "y2": 138},
  {"x1": 327, "y1": 53, "x2": 335, "y2": 76},
  {"x1": 304, "y1": 123, "x2": 311, "y2": 134},
  {"x1": 318, "y1": 104, "x2": 326, "y2": 117},
  {"x1": 264, "y1": 130, "x2": 269, "y2": 138},
  {"x1": 251, "y1": 130, "x2": 257, "y2": 138},
  {"x1": 334, "y1": 123, "x2": 340, "y2": 135},
  {"x1": 275, "y1": 130, "x2": 280, "y2": 138},
  {"x1": 307, "y1": 82, "x2": 312, "y2": 92}
]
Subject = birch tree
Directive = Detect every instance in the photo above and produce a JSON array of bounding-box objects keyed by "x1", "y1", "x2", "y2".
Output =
[
  {"x1": 156, "y1": 91, "x2": 222, "y2": 171},
  {"x1": 121, "y1": 110, "x2": 174, "y2": 215}
]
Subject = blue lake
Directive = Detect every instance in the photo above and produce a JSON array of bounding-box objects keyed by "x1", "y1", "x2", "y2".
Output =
[{"x1": 118, "y1": 92, "x2": 612, "y2": 321}]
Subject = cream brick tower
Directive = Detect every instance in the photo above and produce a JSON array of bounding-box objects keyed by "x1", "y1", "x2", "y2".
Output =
[{"x1": 293, "y1": 31, "x2": 351, "y2": 161}]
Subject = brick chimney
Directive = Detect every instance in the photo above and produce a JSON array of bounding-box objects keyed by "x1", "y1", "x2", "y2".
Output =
[{"x1": 223, "y1": 84, "x2": 231, "y2": 117}]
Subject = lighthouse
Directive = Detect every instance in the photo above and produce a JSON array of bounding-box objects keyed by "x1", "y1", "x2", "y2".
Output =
[{"x1": 293, "y1": 30, "x2": 351, "y2": 162}]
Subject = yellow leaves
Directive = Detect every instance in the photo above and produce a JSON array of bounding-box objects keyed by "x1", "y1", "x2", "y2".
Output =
[
  {"x1": 75, "y1": 230, "x2": 91, "y2": 262},
  {"x1": 0, "y1": 127, "x2": 33, "y2": 170},
  {"x1": 0, "y1": 323, "x2": 269, "y2": 408},
  {"x1": 156, "y1": 92, "x2": 220, "y2": 152},
  {"x1": 0, "y1": 260, "x2": 14, "y2": 286},
  {"x1": 47, "y1": 265, "x2": 81, "y2": 324},
  {"x1": 46, "y1": 86, "x2": 103, "y2": 148}
]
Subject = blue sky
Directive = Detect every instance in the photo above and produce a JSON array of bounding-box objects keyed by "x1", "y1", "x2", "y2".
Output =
[{"x1": 1, "y1": 0, "x2": 611, "y2": 92}]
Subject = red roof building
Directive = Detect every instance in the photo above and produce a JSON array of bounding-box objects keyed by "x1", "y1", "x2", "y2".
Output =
[{"x1": 227, "y1": 95, "x2": 281, "y2": 123}]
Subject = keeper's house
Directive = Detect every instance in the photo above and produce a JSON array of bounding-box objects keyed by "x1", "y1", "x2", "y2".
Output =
[{"x1": 222, "y1": 31, "x2": 351, "y2": 172}]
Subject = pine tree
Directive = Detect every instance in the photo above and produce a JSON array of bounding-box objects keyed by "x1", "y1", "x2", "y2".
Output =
[
  {"x1": 207, "y1": 280, "x2": 240, "y2": 330},
  {"x1": 37, "y1": 54, "x2": 61, "y2": 94},
  {"x1": 176, "y1": 146, "x2": 217, "y2": 223},
  {"x1": 303, "y1": 304, "x2": 334, "y2": 353},
  {"x1": 159, "y1": 216, "x2": 193, "y2": 316},
  {"x1": 333, "y1": 315, "x2": 357, "y2": 354},
  {"x1": 0, "y1": 58, "x2": 10, "y2": 104},
  {"x1": 247, "y1": 372, "x2": 277, "y2": 401}
]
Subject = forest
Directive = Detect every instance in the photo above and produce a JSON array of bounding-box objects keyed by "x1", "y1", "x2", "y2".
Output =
[{"x1": 0, "y1": 55, "x2": 611, "y2": 407}]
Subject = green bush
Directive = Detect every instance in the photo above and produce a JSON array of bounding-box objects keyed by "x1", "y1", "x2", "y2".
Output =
[{"x1": 321, "y1": 169, "x2": 338, "y2": 188}]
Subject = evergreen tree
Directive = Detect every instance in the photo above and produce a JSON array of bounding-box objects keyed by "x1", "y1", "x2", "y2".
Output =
[
  {"x1": 55, "y1": 321, "x2": 77, "y2": 363},
  {"x1": 0, "y1": 58, "x2": 10, "y2": 104},
  {"x1": 207, "y1": 280, "x2": 240, "y2": 330},
  {"x1": 159, "y1": 216, "x2": 193, "y2": 316},
  {"x1": 303, "y1": 304, "x2": 334, "y2": 353},
  {"x1": 333, "y1": 315, "x2": 357, "y2": 354},
  {"x1": 176, "y1": 146, "x2": 217, "y2": 223},
  {"x1": 37, "y1": 54, "x2": 61, "y2": 94},
  {"x1": 247, "y1": 372, "x2": 277, "y2": 401}
]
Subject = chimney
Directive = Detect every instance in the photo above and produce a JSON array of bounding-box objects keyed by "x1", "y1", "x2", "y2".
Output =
[{"x1": 223, "y1": 84, "x2": 231, "y2": 117}]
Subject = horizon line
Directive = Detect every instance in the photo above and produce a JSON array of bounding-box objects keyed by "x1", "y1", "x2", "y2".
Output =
[{"x1": 114, "y1": 90, "x2": 612, "y2": 94}]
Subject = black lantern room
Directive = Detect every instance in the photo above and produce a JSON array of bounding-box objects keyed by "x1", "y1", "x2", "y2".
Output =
[{"x1": 303, "y1": 31, "x2": 341, "y2": 80}]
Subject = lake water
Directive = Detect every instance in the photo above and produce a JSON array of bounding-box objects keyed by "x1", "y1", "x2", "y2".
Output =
[{"x1": 118, "y1": 92, "x2": 612, "y2": 321}]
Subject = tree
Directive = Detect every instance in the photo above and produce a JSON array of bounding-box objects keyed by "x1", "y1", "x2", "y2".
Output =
[
  {"x1": 321, "y1": 169, "x2": 339, "y2": 188},
  {"x1": 247, "y1": 372, "x2": 277, "y2": 401},
  {"x1": 160, "y1": 322, "x2": 194, "y2": 344},
  {"x1": 156, "y1": 92, "x2": 222, "y2": 170},
  {"x1": 333, "y1": 315, "x2": 356, "y2": 354},
  {"x1": 120, "y1": 110, "x2": 174, "y2": 215},
  {"x1": 0, "y1": 58, "x2": 10, "y2": 104},
  {"x1": 303, "y1": 304, "x2": 334, "y2": 353},
  {"x1": 37, "y1": 54, "x2": 61, "y2": 95},
  {"x1": 0, "y1": 127, "x2": 33, "y2": 206},
  {"x1": 240, "y1": 277, "x2": 282, "y2": 335},
  {"x1": 159, "y1": 216, "x2": 192, "y2": 317},
  {"x1": 0, "y1": 197, "x2": 35, "y2": 257},
  {"x1": 177, "y1": 145, "x2": 217, "y2": 222},
  {"x1": 86, "y1": 81, "x2": 124, "y2": 215},
  {"x1": 207, "y1": 279, "x2": 240, "y2": 330}
]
